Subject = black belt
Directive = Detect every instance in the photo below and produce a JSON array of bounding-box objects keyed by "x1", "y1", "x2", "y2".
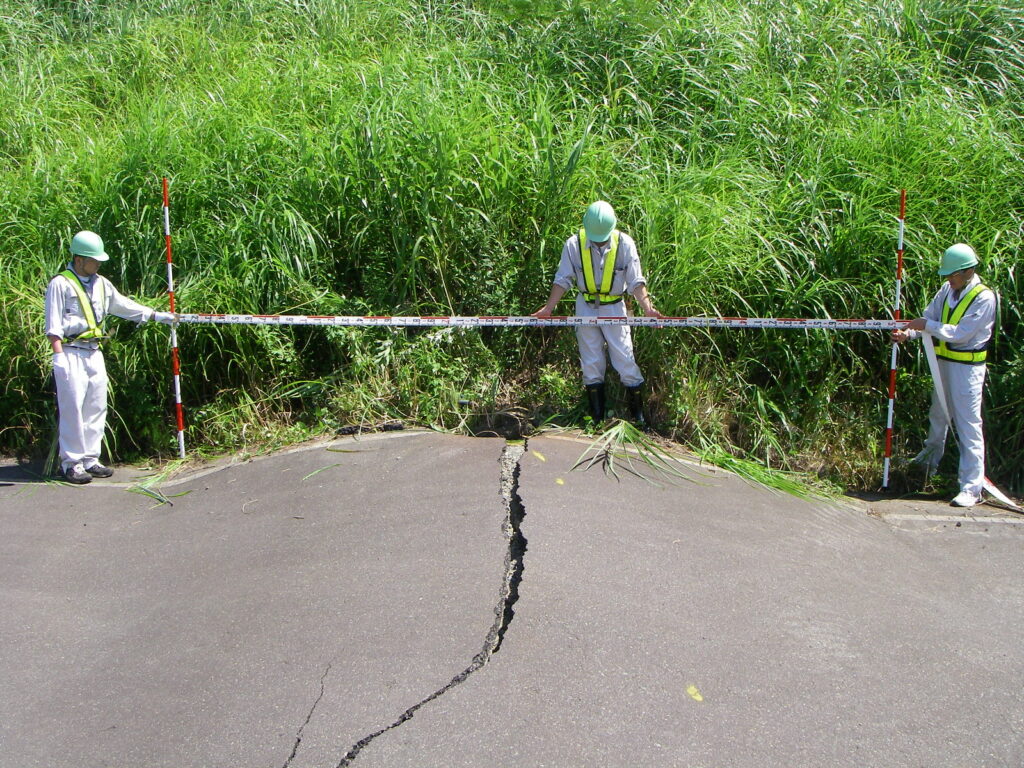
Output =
[{"x1": 580, "y1": 294, "x2": 624, "y2": 306}]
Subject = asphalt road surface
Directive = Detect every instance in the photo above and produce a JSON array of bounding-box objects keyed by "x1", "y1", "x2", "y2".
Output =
[{"x1": 1, "y1": 431, "x2": 1021, "y2": 767}]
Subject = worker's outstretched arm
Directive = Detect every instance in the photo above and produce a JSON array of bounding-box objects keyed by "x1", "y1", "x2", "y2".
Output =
[{"x1": 532, "y1": 285, "x2": 567, "y2": 317}]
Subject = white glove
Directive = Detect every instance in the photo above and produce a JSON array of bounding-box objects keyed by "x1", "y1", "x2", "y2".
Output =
[
  {"x1": 52, "y1": 351, "x2": 68, "y2": 379},
  {"x1": 154, "y1": 312, "x2": 177, "y2": 325}
]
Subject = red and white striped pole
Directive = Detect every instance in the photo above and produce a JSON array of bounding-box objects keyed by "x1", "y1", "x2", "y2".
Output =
[
  {"x1": 882, "y1": 188, "x2": 907, "y2": 489},
  {"x1": 163, "y1": 177, "x2": 186, "y2": 459}
]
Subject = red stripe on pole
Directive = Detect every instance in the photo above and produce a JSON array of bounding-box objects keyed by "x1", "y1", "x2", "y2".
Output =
[{"x1": 172, "y1": 358, "x2": 185, "y2": 433}]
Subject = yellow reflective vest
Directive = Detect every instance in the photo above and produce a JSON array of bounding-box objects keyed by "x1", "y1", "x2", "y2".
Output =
[
  {"x1": 59, "y1": 269, "x2": 107, "y2": 342},
  {"x1": 578, "y1": 228, "x2": 622, "y2": 304},
  {"x1": 936, "y1": 282, "x2": 990, "y2": 364}
]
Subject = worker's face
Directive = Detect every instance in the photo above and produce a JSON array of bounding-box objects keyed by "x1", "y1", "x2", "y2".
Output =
[
  {"x1": 74, "y1": 256, "x2": 101, "y2": 276},
  {"x1": 946, "y1": 268, "x2": 974, "y2": 292}
]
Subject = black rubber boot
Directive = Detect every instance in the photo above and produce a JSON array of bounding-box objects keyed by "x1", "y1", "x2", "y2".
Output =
[
  {"x1": 624, "y1": 384, "x2": 646, "y2": 427},
  {"x1": 585, "y1": 382, "x2": 606, "y2": 424}
]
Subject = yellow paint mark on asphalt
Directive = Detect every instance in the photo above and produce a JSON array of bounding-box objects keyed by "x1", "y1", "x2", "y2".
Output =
[
  {"x1": 531, "y1": 450, "x2": 546, "y2": 462},
  {"x1": 555, "y1": 477, "x2": 564, "y2": 485},
  {"x1": 687, "y1": 685, "x2": 704, "y2": 702}
]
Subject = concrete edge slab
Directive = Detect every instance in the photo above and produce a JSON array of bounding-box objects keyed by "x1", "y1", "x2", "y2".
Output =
[
  {"x1": 0, "y1": 429, "x2": 436, "y2": 490},
  {"x1": 153, "y1": 428, "x2": 437, "y2": 489},
  {"x1": 882, "y1": 512, "x2": 1024, "y2": 525}
]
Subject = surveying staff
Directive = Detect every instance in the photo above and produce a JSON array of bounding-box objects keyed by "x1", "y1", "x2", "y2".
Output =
[
  {"x1": 44, "y1": 230, "x2": 176, "y2": 484},
  {"x1": 533, "y1": 200, "x2": 662, "y2": 425},
  {"x1": 891, "y1": 243, "x2": 996, "y2": 508}
]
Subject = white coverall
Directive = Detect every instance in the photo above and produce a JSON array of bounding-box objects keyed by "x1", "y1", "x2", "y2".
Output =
[
  {"x1": 905, "y1": 274, "x2": 996, "y2": 497},
  {"x1": 552, "y1": 231, "x2": 647, "y2": 386},
  {"x1": 44, "y1": 267, "x2": 167, "y2": 473}
]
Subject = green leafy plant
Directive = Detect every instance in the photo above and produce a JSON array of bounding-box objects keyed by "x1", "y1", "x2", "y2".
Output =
[{"x1": 571, "y1": 419, "x2": 700, "y2": 485}]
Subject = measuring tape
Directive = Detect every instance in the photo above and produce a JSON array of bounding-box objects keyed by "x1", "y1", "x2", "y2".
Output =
[{"x1": 176, "y1": 313, "x2": 909, "y2": 331}]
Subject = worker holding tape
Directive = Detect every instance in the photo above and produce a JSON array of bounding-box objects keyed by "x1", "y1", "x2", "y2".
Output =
[
  {"x1": 44, "y1": 231, "x2": 177, "y2": 484},
  {"x1": 891, "y1": 243, "x2": 996, "y2": 507},
  {"x1": 533, "y1": 201, "x2": 662, "y2": 425}
]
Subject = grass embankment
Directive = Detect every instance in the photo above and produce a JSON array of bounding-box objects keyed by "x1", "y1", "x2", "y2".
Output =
[{"x1": 1, "y1": 0, "x2": 1021, "y2": 492}]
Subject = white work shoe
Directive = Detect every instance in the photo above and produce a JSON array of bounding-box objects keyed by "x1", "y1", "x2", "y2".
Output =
[{"x1": 951, "y1": 490, "x2": 981, "y2": 508}]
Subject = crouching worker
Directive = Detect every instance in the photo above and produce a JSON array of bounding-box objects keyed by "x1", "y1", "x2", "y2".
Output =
[
  {"x1": 44, "y1": 230, "x2": 177, "y2": 484},
  {"x1": 891, "y1": 243, "x2": 996, "y2": 508},
  {"x1": 532, "y1": 200, "x2": 662, "y2": 426}
]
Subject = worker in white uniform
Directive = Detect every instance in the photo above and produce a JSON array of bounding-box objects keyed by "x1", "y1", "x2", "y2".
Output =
[
  {"x1": 891, "y1": 243, "x2": 997, "y2": 507},
  {"x1": 533, "y1": 201, "x2": 662, "y2": 425},
  {"x1": 44, "y1": 231, "x2": 176, "y2": 484}
]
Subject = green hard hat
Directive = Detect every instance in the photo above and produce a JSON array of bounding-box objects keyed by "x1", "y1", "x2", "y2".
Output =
[
  {"x1": 70, "y1": 230, "x2": 109, "y2": 262},
  {"x1": 937, "y1": 243, "x2": 977, "y2": 276},
  {"x1": 583, "y1": 200, "x2": 616, "y2": 243}
]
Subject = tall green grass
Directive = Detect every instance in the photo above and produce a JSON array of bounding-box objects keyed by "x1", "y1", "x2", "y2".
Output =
[{"x1": 1, "y1": 0, "x2": 1021, "y2": 491}]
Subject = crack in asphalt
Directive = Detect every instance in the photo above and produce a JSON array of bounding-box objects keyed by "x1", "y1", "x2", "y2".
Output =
[
  {"x1": 282, "y1": 663, "x2": 332, "y2": 768},
  {"x1": 334, "y1": 439, "x2": 528, "y2": 766},
  {"x1": 492, "y1": 440, "x2": 527, "y2": 655}
]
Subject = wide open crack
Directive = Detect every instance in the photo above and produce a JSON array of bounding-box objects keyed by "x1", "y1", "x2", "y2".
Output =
[
  {"x1": 492, "y1": 440, "x2": 527, "y2": 654},
  {"x1": 334, "y1": 439, "x2": 528, "y2": 766}
]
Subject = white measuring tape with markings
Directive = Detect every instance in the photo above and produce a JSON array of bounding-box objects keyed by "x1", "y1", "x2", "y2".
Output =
[{"x1": 176, "y1": 313, "x2": 909, "y2": 330}]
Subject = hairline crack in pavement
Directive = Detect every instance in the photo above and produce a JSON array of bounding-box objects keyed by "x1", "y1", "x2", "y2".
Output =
[
  {"x1": 282, "y1": 663, "x2": 332, "y2": 768},
  {"x1": 333, "y1": 439, "x2": 528, "y2": 766}
]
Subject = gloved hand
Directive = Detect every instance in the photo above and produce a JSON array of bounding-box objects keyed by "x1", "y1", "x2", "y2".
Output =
[
  {"x1": 153, "y1": 312, "x2": 177, "y2": 325},
  {"x1": 52, "y1": 351, "x2": 69, "y2": 381}
]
